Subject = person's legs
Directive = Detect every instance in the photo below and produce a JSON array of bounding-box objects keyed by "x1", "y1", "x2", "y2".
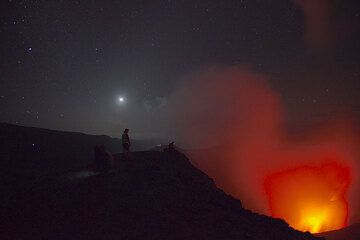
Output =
[
  {"x1": 123, "y1": 143, "x2": 130, "y2": 159},
  {"x1": 122, "y1": 144, "x2": 126, "y2": 154}
]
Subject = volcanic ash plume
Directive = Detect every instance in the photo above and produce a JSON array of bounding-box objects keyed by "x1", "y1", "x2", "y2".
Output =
[
  {"x1": 169, "y1": 66, "x2": 360, "y2": 233},
  {"x1": 293, "y1": 0, "x2": 332, "y2": 48}
]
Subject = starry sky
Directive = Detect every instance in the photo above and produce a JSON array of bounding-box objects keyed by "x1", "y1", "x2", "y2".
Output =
[{"x1": 0, "y1": 0, "x2": 359, "y2": 140}]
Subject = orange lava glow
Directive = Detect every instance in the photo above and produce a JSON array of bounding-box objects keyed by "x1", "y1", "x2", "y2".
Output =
[{"x1": 264, "y1": 162, "x2": 351, "y2": 233}]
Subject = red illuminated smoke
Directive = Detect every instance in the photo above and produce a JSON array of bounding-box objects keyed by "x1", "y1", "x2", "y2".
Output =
[{"x1": 170, "y1": 66, "x2": 360, "y2": 232}]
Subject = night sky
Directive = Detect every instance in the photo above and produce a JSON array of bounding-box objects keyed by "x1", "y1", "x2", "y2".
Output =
[{"x1": 1, "y1": 0, "x2": 359, "y2": 140}]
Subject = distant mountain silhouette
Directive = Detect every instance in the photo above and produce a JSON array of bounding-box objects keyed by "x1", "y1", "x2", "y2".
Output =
[{"x1": 0, "y1": 122, "x2": 156, "y2": 176}]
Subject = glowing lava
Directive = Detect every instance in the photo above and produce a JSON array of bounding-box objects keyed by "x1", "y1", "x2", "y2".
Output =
[{"x1": 264, "y1": 162, "x2": 350, "y2": 233}]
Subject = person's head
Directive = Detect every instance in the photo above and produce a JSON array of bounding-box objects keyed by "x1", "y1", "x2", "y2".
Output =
[{"x1": 124, "y1": 128, "x2": 129, "y2": 133}]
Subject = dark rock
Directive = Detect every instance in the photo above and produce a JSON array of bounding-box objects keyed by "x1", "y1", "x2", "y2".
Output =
[
  {"x1": 0, "y1": 124, "x2": 322, "y2": 239},
  {"x1": 3, "y1": 150, "x2": 321, "y2": 240}
]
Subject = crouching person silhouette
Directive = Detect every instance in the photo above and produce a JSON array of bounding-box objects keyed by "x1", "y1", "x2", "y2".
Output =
[
  {"x1": 164, "y1": 142, "x2": 176, "y2": 152},
  {"x1": 93, "y1": 145, "x2": 113, "y2": 173}
]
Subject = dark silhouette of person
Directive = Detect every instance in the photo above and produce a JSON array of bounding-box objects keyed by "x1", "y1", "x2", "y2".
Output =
[
  {"x1": 164, "y1": 141, "x2": 175, "y2": 152},
  {"x1": 122, "y1": 128, "x2": 130, "y2": 155},
  {"x1": 93, "y1": 145, "x2": 113, "y2": 173}
]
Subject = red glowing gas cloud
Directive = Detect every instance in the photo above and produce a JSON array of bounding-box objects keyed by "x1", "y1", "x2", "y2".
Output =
[
  {"x1": 292, "y1": 0, "x2": 360, "y2": 50},
  {"x1": 170, "y1": 66, "x2": 360, "y2": 233},
  {"x1": 265, "y1": 162, "x2": 350, "y2": 233},
  {"x1": 293, "y1": 0, "x2": 332, "y2": 48}
]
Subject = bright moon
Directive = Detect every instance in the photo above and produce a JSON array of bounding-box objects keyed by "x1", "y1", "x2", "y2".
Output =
[{"x1": 118, "y1": 97, "x2": 125, "y2": 103}]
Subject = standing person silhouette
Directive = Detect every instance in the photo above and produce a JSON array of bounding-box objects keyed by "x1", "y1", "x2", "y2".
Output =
[{"x1": 122, "y1": 128, "x2": 131, "y2": 156}]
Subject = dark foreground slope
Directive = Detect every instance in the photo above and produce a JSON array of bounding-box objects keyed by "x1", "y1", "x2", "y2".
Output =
[
  {"x1": 3, "y1": 151, "x2": 321, "y2": 240},
  {"x1": 315, "y1": 223, "x2": 360, "y2": 240}
]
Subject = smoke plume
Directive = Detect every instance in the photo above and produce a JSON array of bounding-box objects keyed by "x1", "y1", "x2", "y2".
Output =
[
  {"x1": 169, "y1": 66, "x2": 360, "y2": 228},
  {"x1": 293, "y1": 0, "x2": 333, "y2": 48}
]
